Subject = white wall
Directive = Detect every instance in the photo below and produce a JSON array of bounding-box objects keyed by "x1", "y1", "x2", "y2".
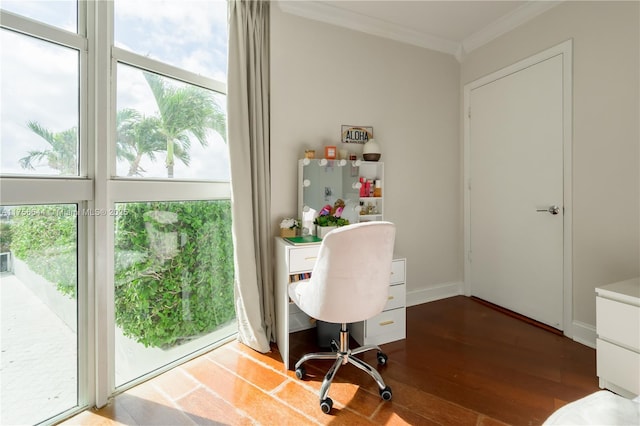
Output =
[
  {"x1": 270, "y1": 3, "x2": 462, "y2": 302},
  {"x1": 461, "y1": 1, "x2": 639, "y2": 333},
  {"x1": 271, "y1": 1, "x2": 639, "y2": 337}
]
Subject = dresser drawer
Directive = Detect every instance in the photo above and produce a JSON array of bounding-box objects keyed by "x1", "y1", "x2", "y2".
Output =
[
  {"x1": 390, "y1": 259, "x2": 405, "y2": 284},
  {"x1": 289, "y1": 246, "x2": 320, "y2": 273},
  {"x1": 365, "y1": 307, "x2": 406, "y2": 343},
  {"x1": 385, "y1": 283, "x2": 405, "y2": 311},
  {"x1": 597, "y1": 338, "x2": 640, "y2": 395},
  {"x1": 597, "y1": 297, "x2": 640, "y2": 350}
]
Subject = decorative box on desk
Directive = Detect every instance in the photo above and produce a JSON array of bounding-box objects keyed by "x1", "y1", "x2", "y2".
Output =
[
  {"x1": 275, "y1": 236, "x2": 407, "y2": 370},
  {"x1": 280, "y1": 228, "x2": 297, "y2": 238},
  {"x1": 595, "y1": 277, "x2": 640, "y2": 398}
]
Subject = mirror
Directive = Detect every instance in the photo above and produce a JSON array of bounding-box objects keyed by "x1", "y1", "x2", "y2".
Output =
[{"x1": 298, "y1": 159, "x2": 361, "y2": 235}]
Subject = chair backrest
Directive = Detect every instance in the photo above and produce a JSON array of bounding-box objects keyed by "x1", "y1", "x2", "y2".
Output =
[{"x1": 305, "y1": 221, "x2": 396, "y2": 324}]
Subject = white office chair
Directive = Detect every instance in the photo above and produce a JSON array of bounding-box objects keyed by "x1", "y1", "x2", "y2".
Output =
[{"x1": 288, "y1": 221, "x2": 396, "y2": 413}]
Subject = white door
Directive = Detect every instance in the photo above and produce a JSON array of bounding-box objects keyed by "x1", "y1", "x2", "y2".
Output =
[{"x1": 467, "y1": 53, "x2": 566, "y2": 330}]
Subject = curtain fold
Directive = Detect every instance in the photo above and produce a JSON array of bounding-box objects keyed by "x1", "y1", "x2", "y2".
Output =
[{"x1": 227, "y1": 0, "x2": 273, "y2": 353}]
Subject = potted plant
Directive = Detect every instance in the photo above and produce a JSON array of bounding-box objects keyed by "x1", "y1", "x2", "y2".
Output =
[
  {"x1": 313, "y1": 200, "x2": 350, "y2": 238},
  {"x1": 279, "y1": 218, "x2": 299, "y2": 238}
]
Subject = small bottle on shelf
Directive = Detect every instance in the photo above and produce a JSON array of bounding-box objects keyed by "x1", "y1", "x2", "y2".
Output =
[{"x1": 373, "y1": 179, "x2": 382, "y2": 197}]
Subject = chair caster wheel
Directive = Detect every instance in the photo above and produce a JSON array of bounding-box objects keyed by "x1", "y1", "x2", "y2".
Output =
[
  {"x1": 295, "y1": 366, "x2": 305, "y2": 380},
  {"x1": 380, "y1": 386, "x2": 392, "y2": 401},
  {"x1": 320, "y1": 397, "x2": 333, "y2": 414},
  {"x1": 377, "y1": 351, "x2": 388, "y2": 365}
]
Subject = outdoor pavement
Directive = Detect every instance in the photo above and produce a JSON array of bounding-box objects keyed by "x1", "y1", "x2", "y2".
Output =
[
  {"x1": 0, "y1": 271, "x2": 237, "y2": 425},
  {"x1": 1, "y1": 273, "x2": 77, "y2": 425}
]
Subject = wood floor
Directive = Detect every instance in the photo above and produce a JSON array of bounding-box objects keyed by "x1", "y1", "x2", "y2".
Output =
[{"x1": 61, "y1": 296, "x2": 600, "y2": 425}]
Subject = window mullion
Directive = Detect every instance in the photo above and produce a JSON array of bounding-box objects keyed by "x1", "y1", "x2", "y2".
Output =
[
  {"x1": 110, "y1": 180, "x2": 230, "y2": 203},
  {"x1": 92, "y1": 0, "x2": 115, "y2": 409},
  {"x1": 112, "y1": 46, "x2": 226, "y2": 94},
  {"x1": 0, "y1": 178, "x2": 92, "y2": 204},
  {"x1": 0, "y1": 9, "x2": 86, "y2": 51}
]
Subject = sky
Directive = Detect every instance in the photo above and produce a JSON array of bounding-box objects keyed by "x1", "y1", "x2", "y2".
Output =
[{"x1": 0, "y1": 0, "x2": 230, "y2": 181}]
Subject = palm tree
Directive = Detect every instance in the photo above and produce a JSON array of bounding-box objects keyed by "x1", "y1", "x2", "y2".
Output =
[
  {"x1": 19, "y1": 121, "x2": 78, "y2": 175},
  {"x1": 143, "y1": 72, "x2": 227, "y2": 178},
  {"x1": 116, "y1": 109, "x2": 191, "y2": 177}
]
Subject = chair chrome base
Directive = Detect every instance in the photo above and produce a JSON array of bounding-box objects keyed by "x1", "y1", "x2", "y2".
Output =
[{"x1": 293, "y1": 323, "x2": 392, "y2": 414}]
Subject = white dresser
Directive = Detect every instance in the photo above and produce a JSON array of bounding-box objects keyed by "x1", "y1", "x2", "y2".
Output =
[
  {"x1": 595, "y1": 277, "x2": 640, "y2": 398},
  {"x1": 275, "y1": 237, "x2": 406, "y2": 370}
]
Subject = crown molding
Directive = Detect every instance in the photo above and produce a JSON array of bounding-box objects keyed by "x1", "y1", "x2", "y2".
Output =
[
  {"x1": 461, "y1": 1, "x2": 563, "y2": 58},
  {"x1": 277, "y1": 0, "x2": 460, "y2": 57},
  {"x1": 277, "y1": 1, "x2": 562, "y2": 63}
]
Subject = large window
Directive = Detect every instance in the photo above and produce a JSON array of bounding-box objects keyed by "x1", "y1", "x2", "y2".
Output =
[
  {"x1": 0, "y1": 29, "x2": 79, "y2": 176},
  {"x1": 115, "y1": 65, "x2": 229, "y2": 180},
  {"x1": 0, "y1": 204, "x2": 78, "y2": 425},
  {"x1": 0, "y1": 1, "x2": 233, "y2": 423},
  {"x1": 110, "y1": 0, "x2": 233, "y2": 390},
  {"x1": 114, "y1": 0, "x2": 227, "y2": 80},
  {"x1": 114, "y1": 200, "x2": 235, "y2": 386},
  {"x1": 0, "y1": 1, "x2": 77, "y2": 32}
]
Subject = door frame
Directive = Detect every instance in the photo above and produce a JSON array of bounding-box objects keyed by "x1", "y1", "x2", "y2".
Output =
[{"x1": 463, "y1": 40, "x2": 574, "y2": 337}]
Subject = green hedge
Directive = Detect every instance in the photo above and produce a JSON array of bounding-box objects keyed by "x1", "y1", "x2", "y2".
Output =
[
  {"x1": 1, "y1": 221, "x2": 13, "y2": 253},
  {"x1": 8, "y1": 201, "x2": 236, "y2": 349},
  {"x1": 114, "y1": 201, "x2": 236, "y2": 348},
  {"x1": 9, "y1": 205, "x2": 77, "y2": 297}
]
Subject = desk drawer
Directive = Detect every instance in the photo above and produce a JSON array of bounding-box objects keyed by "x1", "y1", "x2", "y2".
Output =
[
  {"x1": 289, "y1": 246, "x2": 320, "y2": 273},
  {"x1": 390, "y1": 259, "x2": 405, "y2": 284},
  {"x1": 597, "y1": 297, "x2": 640, "y2": 350},
  {"x1": 365, "y1": 307, "x2": 406, "y2": 342},
  {"x1": 385, "y1": 284, "x2": 405, "y2": 311}
]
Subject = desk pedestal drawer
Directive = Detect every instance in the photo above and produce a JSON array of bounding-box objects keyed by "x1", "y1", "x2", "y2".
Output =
[
  {"x1": 352, "y1": 307, "x2": 406, "y2": 346},
  {"x1": 385, "y1": 284, "x2": 405, "y2": 311},
  {"x1": 390, "y1": 259, "x2": 405, "y2": 284}
]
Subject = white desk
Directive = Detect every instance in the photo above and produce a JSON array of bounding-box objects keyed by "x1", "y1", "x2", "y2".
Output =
[
  {"x1": 595, "y1": 277, "x2": 640, "y2": 398},
  {"x1": 275, "y1": 237, "x2": 406, "y2": 369}
]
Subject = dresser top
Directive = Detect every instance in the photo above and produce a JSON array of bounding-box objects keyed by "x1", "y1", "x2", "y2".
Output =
[{"x1": 596, "y1": 277, "x2": 640, "y2": 305}]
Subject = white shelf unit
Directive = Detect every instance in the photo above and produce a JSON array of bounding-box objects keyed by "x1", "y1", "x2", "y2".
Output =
[
  {"x1": 595, "y1": 277, "x2": 640, "y2": 398},
  {"x1": 356, "y1": 161, "x2": 384, "y2": 222}
]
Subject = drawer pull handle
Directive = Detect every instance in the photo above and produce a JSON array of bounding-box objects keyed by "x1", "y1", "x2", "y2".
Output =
[
  {"x1": 387, "y1": 296, "x2": 394, "y2": 300},
  {"x1": 305, "y1": 256, "x2": 317, "y2": 261},
  {"x1": 379, "y1": 320, "x2": 395, "y2": 326}
]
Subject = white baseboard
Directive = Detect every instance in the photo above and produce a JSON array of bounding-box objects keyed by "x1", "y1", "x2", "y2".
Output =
[
  {"x1": 406, "y1": 281, "x2": 464, "y2": 307},
  {"x1": 571, "y1": 320, "x2": 596, "y2": 349}
]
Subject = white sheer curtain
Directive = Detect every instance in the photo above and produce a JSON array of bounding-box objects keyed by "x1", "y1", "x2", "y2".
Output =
[{"x1": 227, "y1": 0, "x2": 273, "y2": 353}]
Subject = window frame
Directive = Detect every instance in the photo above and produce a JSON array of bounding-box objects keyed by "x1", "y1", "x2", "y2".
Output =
[
  {"x1": 1, "y1": 0, "x2": 233, "y2": 416},
  {"x1": 0, "y1": 2, "x2": 92, "y2": 422},
  {"x1": 98, "y1": 0, "x2": 233, "y2": 405}
]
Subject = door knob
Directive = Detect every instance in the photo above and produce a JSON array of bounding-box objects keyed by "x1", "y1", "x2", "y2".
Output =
[{"x1": 536, "y1": 205, "x2": 560, "y2": 215}]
